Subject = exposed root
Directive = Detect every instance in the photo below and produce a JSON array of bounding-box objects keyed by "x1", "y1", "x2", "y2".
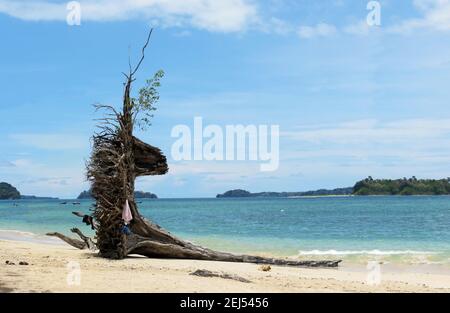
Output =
[{"x1": 48, "y1": 29, "x2": 342, "y2": 269}]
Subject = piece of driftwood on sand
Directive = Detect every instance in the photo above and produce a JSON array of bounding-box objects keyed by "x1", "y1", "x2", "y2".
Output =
[{"x1": 47, "y1": 29, "x2": 341, "y2": 269}]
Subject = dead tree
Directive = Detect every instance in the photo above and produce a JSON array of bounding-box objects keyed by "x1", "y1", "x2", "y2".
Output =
[{"x1": 48, "y1": 29, "x2": 341, "y2": 268}]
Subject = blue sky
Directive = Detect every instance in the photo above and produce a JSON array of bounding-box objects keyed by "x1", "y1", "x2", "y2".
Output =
[{"x1": 1, "y1": 0, "x2": 450, "y2": 198}]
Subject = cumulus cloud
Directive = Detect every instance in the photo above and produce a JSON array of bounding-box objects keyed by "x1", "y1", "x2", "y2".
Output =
[
  {"x1": 389, "y1": 0, "x2": 450, "y2": 33},
  {"x1": 343, "y1": 20, "x2": 379, "y2": 36},
  {"x1": 282, "y1": 118, "x2": 450, "y2": 144},
  {"x1": 297, "y1": 23, "x2": 337, "y2": 39},
  {"x1": 0, "y1": 160, "x2": 15, "y2": 168},
  {"x1": 19, "y1": 176, "x2": 71, "y2": 186},
  {"x1": 0, "y1": 156, "x2": 87, "y2": 198},
  {"x1": 279, "y1": 118, "x2": 450, "y2": 180},
  {"x1": 10, "y1": 133, "x2": 87, "y2": 150},
  {"x1": 0, "y1": 0, "x2": 258, "y2": 32}
]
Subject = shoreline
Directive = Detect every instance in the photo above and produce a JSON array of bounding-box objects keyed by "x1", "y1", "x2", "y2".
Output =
[
  {"x1": 1, "y1": 239, "x2": 449, "y2": 293},
  {"x1": 2, "y1": 194, "x2": 450, "y2": 202},
  {"x1": 0, "y1": 229, "x2": 65, "y2": 246},
  {"x1": 1, "y1": 229, "x2": 449, "y2": 267}
]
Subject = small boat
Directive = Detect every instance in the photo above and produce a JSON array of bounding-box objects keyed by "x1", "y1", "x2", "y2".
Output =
[
  {"x1": 72, "y1": 202, "x2": 81, "y2": 205},
  {"x1": 60, "y1": 202, "x2": 67, "y2": 205}
]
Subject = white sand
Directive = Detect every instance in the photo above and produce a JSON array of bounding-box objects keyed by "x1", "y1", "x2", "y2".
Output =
[{"x1": 1, "y1": 240, "x2": 450, "y2": 293}]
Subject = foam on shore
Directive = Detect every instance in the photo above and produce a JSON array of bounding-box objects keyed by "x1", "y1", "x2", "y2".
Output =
[{"x1": 0, "y1": 229, "x2": 64, "y2": 246}]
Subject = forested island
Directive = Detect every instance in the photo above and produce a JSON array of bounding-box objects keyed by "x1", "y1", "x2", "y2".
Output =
[
  {"x1": 353, "y1": 177, "x2": 450, "y2": 195},
  {"x1": 1, "y1": 183, "x2": 159, "y2": 200},
  {"x1": 217, "y1": 187, "x2": 353, "y2": 198},
  {"x1": 4, "y1": 177, "x2": 450, "y2": 201},
  {"x1": 77, "y1": 189, "x2": 158, "y2": 199},
  {"x1": 217, "y1": 177, "x2": 450, "y2": 198},
  {"x1": 0, "y1": 182, "x2": 21, "y2": 200},
  {"x1": 0, "y1": 182, "x2": 58, "y2": 200}
]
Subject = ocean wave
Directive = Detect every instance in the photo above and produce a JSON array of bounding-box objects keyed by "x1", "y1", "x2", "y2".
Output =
[
  {"x1": 0, "y1": 229, "x2": 63, "y2": 245},
  {"x1": 0, "y1": 229, "x2": 36, "y2": 236},
  {"x1": 298, "y1": 249, "x2": 438, "y2": 256}
]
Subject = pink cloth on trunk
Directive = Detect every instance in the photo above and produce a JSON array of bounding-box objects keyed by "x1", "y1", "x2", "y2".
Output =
[{"x1": 122, "y1": 200, "x2": 133, "y2": 224}]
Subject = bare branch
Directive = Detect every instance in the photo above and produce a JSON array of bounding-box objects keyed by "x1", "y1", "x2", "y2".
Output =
[{"x1": 130, "y1": 28, "x2": 153, "y2": 77}]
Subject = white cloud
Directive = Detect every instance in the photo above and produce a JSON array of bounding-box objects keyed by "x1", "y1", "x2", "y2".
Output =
[
  {"x1": 0, "y1": 159, "x2": 15, "y2": 168},
  {"x1": 169, "y1": 161, "x2": 261, "y2": 177},
  {"x1": 343, "y1": 20, "x2": 379, "y2": 36},
  {"x1": 282, "y1": 118, "x2": 450, "y2": 144},
  {"x1": 1, "y1": 157, "x2": 87, "y2": 198},
  {"x1": 261, "y1": 17, "x2": 295, "y2": 35},
  {"x1": 10, "y1": 133, "x2": 88, "y2": 150},
  {"x1": 278, "y1": 118, "x2": 450, "y2": 182},
  {"x1": 0, "y1": 0, "x2": 258, "y2": 32},
  {"x1": 297, "y1": 23, "x2": 337, "y2": 39},
  {"x1": 19, "y1": 176, "x2": 71, "y2": 186},
  {"x1": 10, "y1": 158, "x2": 33, "y2": 167},
  {"x1": 389, "y1": 0, "x2": 450, "y2": 33}
]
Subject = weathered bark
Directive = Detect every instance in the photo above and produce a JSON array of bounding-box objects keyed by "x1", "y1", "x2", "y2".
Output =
[
  {"x1": 48, "y1": 29, "x2": 342, "y2": 268},
  {"x1": 124, "y1": 219, "x2": 341, "y2": 267},
  {"x1": 191, "y1": 270, "x2": 252, "y2": 283},
  {"x1": 71, "y1": 228, "x2": 96, "y2": 251},
  {"x1": 133, "y1": 137, "x2": 168, "y2": 177},
  {"x1": 49, "y1": 215, "x2": 341, "y2": 267},
  {"x1": 46, "y1": 228, "x2": 95, "y2": 251},
  {"x1": 127, "y1": 239, "x2": 341, "y2": 267},
  {"x1": 46, "y1": 232, "x2": 87, "y2": 250}
]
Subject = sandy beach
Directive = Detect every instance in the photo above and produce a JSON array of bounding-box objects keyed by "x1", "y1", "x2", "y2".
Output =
[{"x1": 1, "y1": 239, "x2": 449, "y2": 293}]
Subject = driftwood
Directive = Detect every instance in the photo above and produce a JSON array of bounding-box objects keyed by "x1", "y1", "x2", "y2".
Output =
[
  {"x1": 46, "y1": 232, "x2": 86, "y2": 250},
  {"x1": 133, "y1": 137, "x2": 168, "y2": 177},
  {"x1": 48, "y1": 29, "x2": 342, "y2": 269},
  {"x1": 46, "y1": 228, "x2": 95, "y2": 250},
  {"x1": 191, "y1": 269, "x2": 251, "y2": 283}
]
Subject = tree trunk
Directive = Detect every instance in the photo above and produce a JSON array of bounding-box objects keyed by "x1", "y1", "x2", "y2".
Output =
[
  {"x1": 125, "y1": 208, "x2": 341, "y2": 266},
  {"x1": 49, "y1": 29, "x2": 341, "y2": 268}
]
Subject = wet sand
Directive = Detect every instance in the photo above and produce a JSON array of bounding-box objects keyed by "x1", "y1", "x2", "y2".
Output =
[{"x1": 1, "y1": 239, "x2": 450, "y2": 293}]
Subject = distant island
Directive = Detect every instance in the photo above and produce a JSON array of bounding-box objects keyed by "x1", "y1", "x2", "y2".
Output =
[
  {"x1": 217, "y1": 187, "x2": 353, "y2": 198},
  {"x1": 0, "y1": 182, "x2": 21, "y2": 200},
  {"x1": 77, "y1": 190, "x2": 93, "y2": 199},
  {"x1": 217, "y1": 177, "x2": 450, "y2": 198},
  {"x1": 78, "y1": 189, "x2": 158, "y2": 199},
  {"x1": 0, "y1": 182, "x2": 58, "y2": 200},
  {"x1": 353, "y1": 177, "x2": 450, "y2": 195},
  {"x1": 3, "y1": 177, "x2": 449, "y2": 201},
  {"x1": 20, "y1": 195, "x2": 59, "y2": 200}
]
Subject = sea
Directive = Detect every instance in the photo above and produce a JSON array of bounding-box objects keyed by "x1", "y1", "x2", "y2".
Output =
[{"x1": 1, "y1": 196, "x2": 450, "y2": 265}]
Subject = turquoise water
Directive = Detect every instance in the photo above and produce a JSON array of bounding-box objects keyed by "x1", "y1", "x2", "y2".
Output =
[{"x1": 1, "y1": 196, "x2": 450, "y2": 264}]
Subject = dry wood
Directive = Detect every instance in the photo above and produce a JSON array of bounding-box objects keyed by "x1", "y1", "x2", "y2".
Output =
[
  {"x1": 46, "y1": 232, "x2": 88, "y2": 250},
  {"x1": 191, "y1": 270, "x2": 251, "y2": 283},
  {"x1": 48, "y1": 29, "x2": 342, "y2": 268}
]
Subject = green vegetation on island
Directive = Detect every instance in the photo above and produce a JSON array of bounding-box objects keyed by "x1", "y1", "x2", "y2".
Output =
[
  {"x1": 216, "y1": 187, "x2": 353, "y2": 198},
  {"x1": 0, "y1": 182, "x2": 21, "y2": 200},
  {"x1": 134, "y1": 191, "x2": 158, "y2": 199},
  {"x1": 217, "y1": 177, "x2": 450, "y2": 198},
  {"x1": 4, "y1": 176, "x2": 450, "y2": 202},
  {"x1": 353, "y1": 177, "x2": 450, "y2": 195},
  {"x1": 0, "y1": 182, "x2": 59, "y2": 200},
  {"x1": 77, "y1": 190, "x2": 92, "y2": 199},
  {"x1": 20, "y1": 195, "x2": 59, "y2": 200}
]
